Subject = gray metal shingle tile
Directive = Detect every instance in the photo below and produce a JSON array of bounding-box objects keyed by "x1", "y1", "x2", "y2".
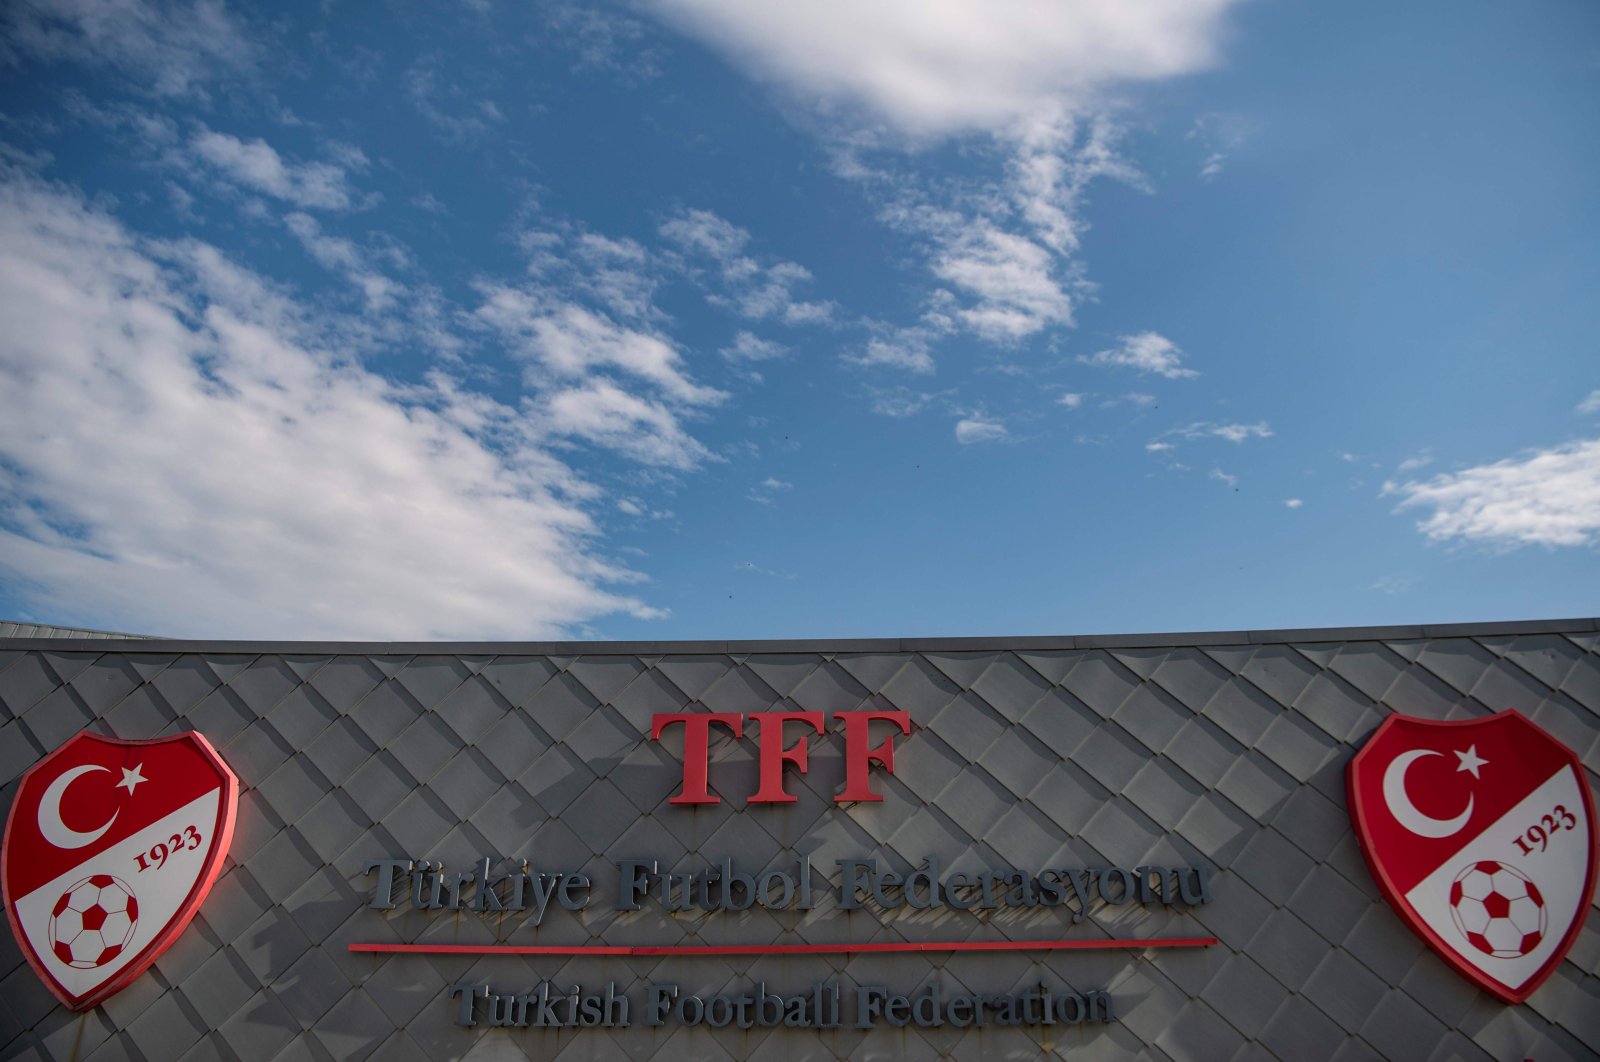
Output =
[
  {"x1": 1200, "y1": 677, "x2": 1282, "y2": 748},
  {"x1": 520, "y1": 671, "x2": 601, "y2": 742},
  {"x1": 1019, "y1": 686, "x2": 1097, "y2": 758},
  {"x1": 1073, "y1": 722, "x2": 1148, "y2": 793},
  {"x1": 387, "y1": 713, "x2": 460, "y2": 784},
  {"x1": 226, "y1": 658, "x2": 300, "y2": 715},
  {"x1": 1113, "y1": 682, "x2": 1190, "y2": 754},
  {"x1": 517, "y1": 743, "x2": 596, "y2": 817},
  {"x1": 21, "y1": 684, "x2": 95, "y2": 751},
  {"x1": 125, "y1": 993, "x2": 209, "y2": 1061},
  {"x1": 1202, "y1": 954, "x2": 1288, "y2": 1039},
  {"x1": 68, "y1": 656, "x2": 143, "y2": 714},
  {"x1": 218, "y1": 991, "x2": 299, "y2": 1062},
  {"x1": 346, "y1": 681, "x2": 422, "y2": 748},
  {"x1": 0, "y1": 653, "x2": 65, "y2": 717},
  {"x1": 274, "y1": 947, "x2": 350, "y2": 1028},
  {"x1": 1258, "y1": 995, "x2": 1349, "y2": 1062},
  {"x1": 879, "y1": 656, "x2": 963, "y2": 718},
  {"x1": 1270, "y1": 784, "x2": 1350, "y2": 863},
  {"x1": 306, "y1": 656, "x2": 386, "y2": 713},
  {"x1": 1059, "y1": 651, "x2": 1141, "y2": 716},
  {"x1": 344, "y1": 751, "x2": 414, "y2": 822},
  {"x1": 652, "y1": 655, "x2": 735, "y2": 701},
  {"x1": 1149, "y1": 649, "x2": 1234, "y2": 714},
  {"x1": 223, "y1": 720, "x2": 296, "y2": 784},
  {"x1": 1154, "y1": 1000, "x2": 1247, "y2": 1062},
  {"x1": 1234, "y1": 643, "x2": 1322, "y2": 705},
  {"x1": 296, "y1": 790, "x2": 370, "y2": 865},
  {"x1": 392, "y1": 658, "x2": 472, "y2": 709},
  {"x1": 1305, "y1": 947, "x2": 1388, "y2": 1031},
  {"x1": 266, "y1": 687, "x2": 339, "y2": 749},
  {"x1": 149, "y1": 656, "x2": 224, "y2": 714},
  {"x1": 968, "y1": 655, "x2": 1052, "y2": 721},
  {"x1": 427, "y1": 748, "x2": 503, "y2": 820},
  {"x1": 432, "y1": 677, "x2": 506, "y2": 744},
  {"x1": 183, "y1": 959, "x2": 260, "y2": 1055},
  {"x1": 380, "y1": 789, "x2": 456, "y2": 855},
  {"x1": 1359, "y1": 990, "x2": 1449, "y2": 1061},
  {"x1": 1254, "y1": 710, "x2": 1341, "y2": 784},
  {"x1": 258, "y1": 756, "x2": 331, "y2": 825},
  {"x1": 976, "y1": 726, "x2": 1054, "y2": 798},
  {"x1": 1216, "y1": 753, "x2": 1294, "y2": 822},
  {"x1": 1234, "y1": 828, "x2": 1316, "y2": 906},
  {"x1": 302, "y1": 717, "x2": 376, "y2": 785},
  {"x1": 1294, "y1": 671, "x2": 1381, "y2": 743},
  {"x1": 246, "y1": 829, "x2": 323, "y2": 903}
]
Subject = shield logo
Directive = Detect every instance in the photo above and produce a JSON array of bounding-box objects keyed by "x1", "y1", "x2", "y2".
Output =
[
  {"x1": 2, "y1": 731, "x2": 238, "y2": 1010},
  {"x1": 1348, "y1": 709, "x2": 1597, "y2": 1003}
]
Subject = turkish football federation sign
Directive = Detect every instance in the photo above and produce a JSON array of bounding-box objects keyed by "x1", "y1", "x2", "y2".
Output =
[
  {"x1": 2, "y1": 731, "x2": 238, "y2": 1010},
  {"x1": 1348, "y1": 710, "x2": 1597, "y2": 1003}
]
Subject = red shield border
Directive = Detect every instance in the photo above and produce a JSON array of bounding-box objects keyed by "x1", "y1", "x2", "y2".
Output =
[
  {"x1": 2, "y1": 731, "x2": 239, "y2": 1011},
  {"x1": 1347, "y1": 709, "x2": 1598, "y2": 1004}
]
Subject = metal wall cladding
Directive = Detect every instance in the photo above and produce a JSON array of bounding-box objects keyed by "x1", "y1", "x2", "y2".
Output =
[{"x1": 1, "y1": 622, "x2": 1597, "y2": 1061}]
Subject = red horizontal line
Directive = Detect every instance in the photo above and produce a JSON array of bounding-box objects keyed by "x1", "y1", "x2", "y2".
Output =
[{"x1": 349, "y1": 937, "x2": 1215, "y2": 957}]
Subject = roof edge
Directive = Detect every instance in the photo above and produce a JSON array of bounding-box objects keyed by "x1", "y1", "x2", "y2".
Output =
[{"x1": 0, "y1": 617, "x2": 1594, "y2": 655}]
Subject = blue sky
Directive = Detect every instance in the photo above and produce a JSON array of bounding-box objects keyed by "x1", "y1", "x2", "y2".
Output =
[{"x1": 0, "y1": 1, "x2": 1596, "y2": 640}]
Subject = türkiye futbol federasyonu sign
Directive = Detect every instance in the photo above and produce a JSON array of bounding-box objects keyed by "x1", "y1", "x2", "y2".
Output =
[{"x1": 3, "y1": 706, "x2": 1595, "y2": 1023}]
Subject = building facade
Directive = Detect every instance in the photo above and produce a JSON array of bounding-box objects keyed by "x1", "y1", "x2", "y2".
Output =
[{"x1": 1, "y1": 619, "x2": 1597, "y2": 1060}]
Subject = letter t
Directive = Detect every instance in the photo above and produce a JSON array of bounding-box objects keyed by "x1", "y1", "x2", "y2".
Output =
[{"x1": 651, "y1": 712, "x2": 744, "y2": 804}]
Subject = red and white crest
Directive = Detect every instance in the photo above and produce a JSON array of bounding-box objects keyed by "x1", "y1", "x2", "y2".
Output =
[
  {"x1": 1348, "y1": 710, "x2": 1597, "y2": 1003},
  {"x1": 2, "y1": 731, "x2": 238, "y2": 1010}
]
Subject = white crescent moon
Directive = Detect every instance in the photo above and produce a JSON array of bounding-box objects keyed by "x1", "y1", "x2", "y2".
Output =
[
  {"x1": 37, "y1": 764, "x2": 118, "y2": 850},
  {"x1": 1383, "y1": 749, "x2": 1472, "y2": 838}
]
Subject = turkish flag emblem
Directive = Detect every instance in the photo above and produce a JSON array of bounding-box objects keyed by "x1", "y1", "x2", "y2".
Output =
[
  {"x1": 2, "y1": 731, "x2": 238, "y2": 1010},
  {"x1": 1348, "y1": 710, "x2": 1597, "y2": 1003}
]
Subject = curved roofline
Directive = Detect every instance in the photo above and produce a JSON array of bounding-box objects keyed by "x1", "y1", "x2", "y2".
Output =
[{"x1": 0, "y1": 617, "x2": 1594, "y2": 655}]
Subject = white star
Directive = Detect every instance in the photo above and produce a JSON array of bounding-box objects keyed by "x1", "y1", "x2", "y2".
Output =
[
  {"x1": 1454, "y1": 745, "x2": 1488, "y2": 779},
  {"x1": 116, "y1": 763, "x2": 147, "y2": 795}
]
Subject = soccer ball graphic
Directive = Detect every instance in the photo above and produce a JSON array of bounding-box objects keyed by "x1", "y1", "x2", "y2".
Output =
[
  {"x1": 48, "y1": 875, "x2": 139, "y2": 969},
  {"x1": 1448, "y1": 861, "x2": 1546, "y2": 959}
]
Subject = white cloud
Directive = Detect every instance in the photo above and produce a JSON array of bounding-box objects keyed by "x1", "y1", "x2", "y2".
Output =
[
  {"x1": 191, "y1": 128, "x2": 358, "y2": 210},
  {"x1": 1083, "y1": 331, "x2": 1196, "y2": 378},
  {"x1": 1386, "y1": 438, "x2": 1600, "y2": 548},
  {"x1": 0, "y1": 172, "x2": 663, "y2": 638},
  {"x1": 869, "y1": 387, "x2": 937, "y2": 417},
  {"x1": 1152, "y1": 421, "x2": 1272, "y2": 448},
  {"x1": 1284, "y1": 498, "x2": 1304, "y2": 509},
  {"x1": 660, "y1": 208, "x2": 748, "y2": 258},
  {"x1": 1578, "y1": 390, "x2": 1600, "y2": 415},
  {"x1": 1188, "y1": 112, "x2": 1252, "y2": 181},
  {"x1": 476, "y1": 292, "x2": 725, "y2": 406},
  {"x1": 746, "y1": 476, "x2": 794, "y2": 506},
  {"x1": 283, "y1": 212, "x2": 398, "y2": 311},
  {"x1": 1209, "y1": 422, "x2": 1272, "y2": 443},
  {"x1": 934, "y1": 222, "x2": 1074, "y2": 339},
  {"x1": 1370, "y1": 573, "x2": 1416, "y2": 595},
  {"x1": 1, "y1": 0, "x2": 254, "y2": 97},
  {"x1": 1396, "y1": 453, "x2": 1434, "y2": 473},
  {"x1": 406, "y1": 63, "x2": 505, "y2": 141},
  {"x1": 660, "y1": 207, "x2": 835, "y2": 324},
  {"x1": 850, "y1": 334, "x2": 935, "y2": 374},
  {"x1": 720, "y1": 331, "x2": 789, "y2": 362},
  {"x1": 1058, "y1": 392, "x2": 1085, "y2": 409},
  {"x1": 1209, "y1": 468, "x2": 1237, "y2": 488},
  {"x1": 642, "y1": 0, "x2": 1238, "y2": 139},
  {"x1": 1146, "y1": 442, "x2": 1174, "y2": 453},
  {"x1": 955, "y1": 416, "x2": 1009, "y2": 444},
  {"x1": 535, "y1": 379, "x2": 715, "y2": 470}
]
